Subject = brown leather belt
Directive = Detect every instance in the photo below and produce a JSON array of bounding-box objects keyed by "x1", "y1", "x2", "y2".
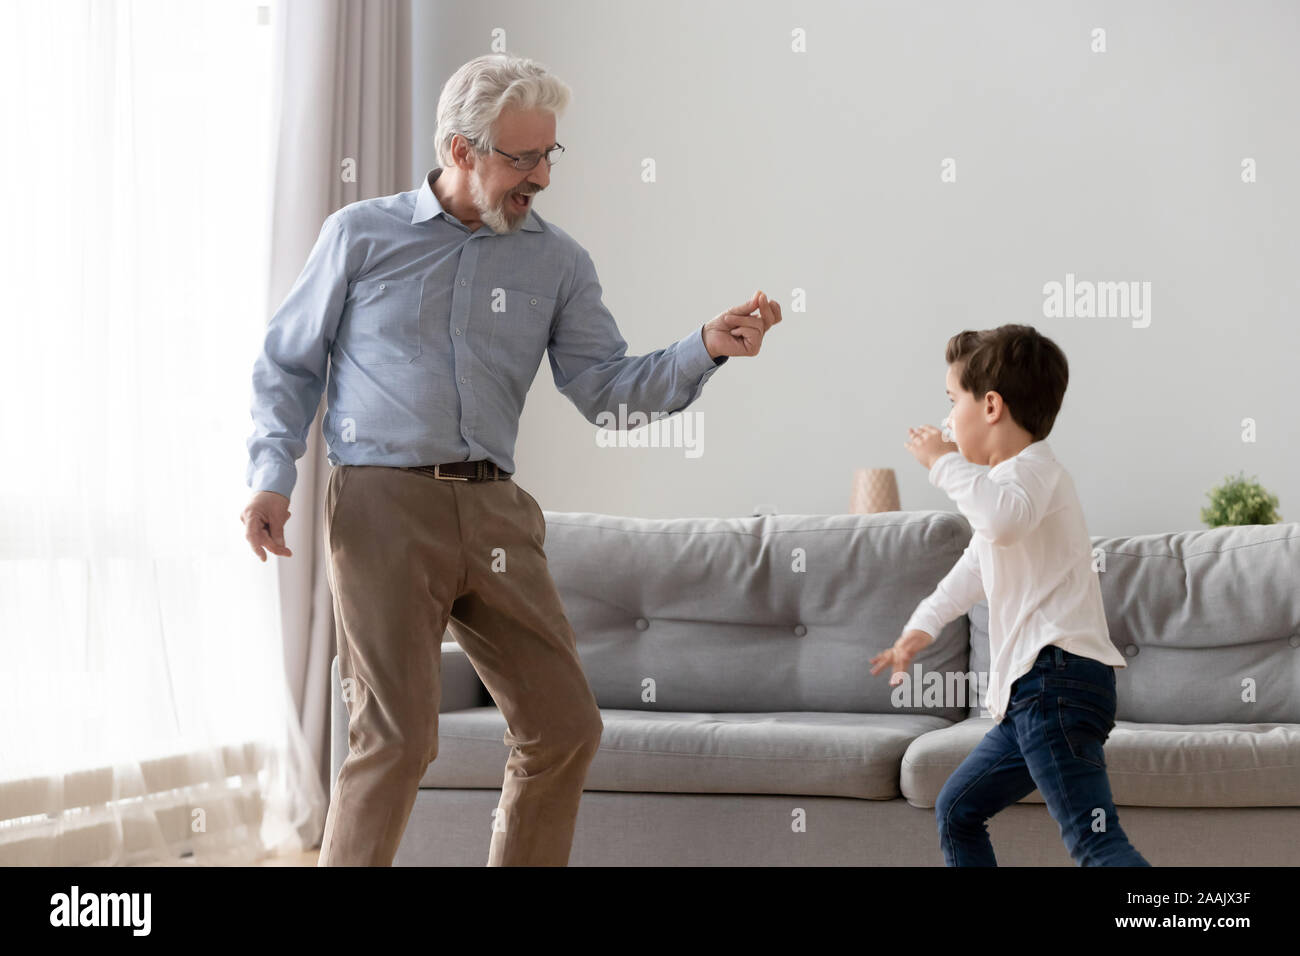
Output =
[{"x1": 407, "y1": 460, "x2": 512, "y2": 481}]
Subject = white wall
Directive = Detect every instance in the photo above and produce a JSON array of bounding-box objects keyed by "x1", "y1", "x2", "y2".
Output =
[{"x1": 412, "y1": 0, "x2": 1299, "y2": 535}]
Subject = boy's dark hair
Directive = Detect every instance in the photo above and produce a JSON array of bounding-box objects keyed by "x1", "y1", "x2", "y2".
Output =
[{"x1": 944, "y1": 324, "x2": 1069, "y2": 441}]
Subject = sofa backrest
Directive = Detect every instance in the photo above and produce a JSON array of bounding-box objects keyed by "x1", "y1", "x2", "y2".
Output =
[
  {"x1": 966, "y1": 522, "x2": 1300, "y2": 723},
  {"x1": 539, "y1": 510, "x2": 975, "y2": 720}
]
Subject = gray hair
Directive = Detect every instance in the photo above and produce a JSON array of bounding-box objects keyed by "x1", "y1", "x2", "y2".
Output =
[{"x1": 435, "y1": 54, "x2": 571, "y2": 167}]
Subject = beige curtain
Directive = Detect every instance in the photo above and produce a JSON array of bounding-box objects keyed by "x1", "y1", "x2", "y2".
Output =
[{"x1": 269, "y1": 0, "x2": 412, "y2": 822}]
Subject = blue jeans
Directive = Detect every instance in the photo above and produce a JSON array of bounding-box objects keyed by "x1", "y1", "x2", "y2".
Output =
[{"x1": 935, "y1": 644, "x2": 1150, "y2": 866}]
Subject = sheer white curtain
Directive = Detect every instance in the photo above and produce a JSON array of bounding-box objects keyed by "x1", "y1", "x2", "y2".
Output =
[{"x1": 0, "y1": 0, "x2": 325, "y2": 865}]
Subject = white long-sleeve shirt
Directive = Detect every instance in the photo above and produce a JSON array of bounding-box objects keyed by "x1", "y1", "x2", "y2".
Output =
[{"x1": 903, "y1": 439, "x2": 1127, "y2": 724}]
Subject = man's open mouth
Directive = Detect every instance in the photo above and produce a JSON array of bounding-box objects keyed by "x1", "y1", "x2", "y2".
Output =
[{"x1": 510, "y1": 190, "x2": 532, "y2": 211}]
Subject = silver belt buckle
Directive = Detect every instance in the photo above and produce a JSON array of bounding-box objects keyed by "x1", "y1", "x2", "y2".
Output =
[{"x1": 433, "y1": 464, "x2": 469, "y2": 481}]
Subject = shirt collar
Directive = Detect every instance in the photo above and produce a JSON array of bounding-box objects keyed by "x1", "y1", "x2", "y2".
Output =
[
  {"x1": 990, "y1": 438, "x2": 1054, "y2": 475},
  {"x1": 411, "y1": 167, "x2": 542, "y2": 233}
]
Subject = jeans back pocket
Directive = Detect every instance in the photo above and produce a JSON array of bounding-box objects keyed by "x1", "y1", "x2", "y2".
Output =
[{"x1": 1057, "y1": 696, "x2": 1115, "y2": 769}]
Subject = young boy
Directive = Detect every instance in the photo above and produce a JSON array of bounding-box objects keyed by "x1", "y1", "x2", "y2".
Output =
[{"x1": 869, "y1": 324, "x2": 1150, "y2": 867}]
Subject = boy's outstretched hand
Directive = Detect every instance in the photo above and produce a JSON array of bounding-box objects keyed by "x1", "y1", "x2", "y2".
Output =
[
  {"x1": 870, "y1": 629, "x2": 935, "y2": 686},
  {"x1": 904, "y1": 424, "x2": 959, "y2": 469}
]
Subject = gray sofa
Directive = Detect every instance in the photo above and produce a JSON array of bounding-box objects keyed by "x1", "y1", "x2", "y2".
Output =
[{"x1": 329, "y1": 510, "x2": 1300, "y2": 865}]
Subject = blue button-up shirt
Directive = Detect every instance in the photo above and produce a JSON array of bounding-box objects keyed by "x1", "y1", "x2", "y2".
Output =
[{"x1": 246, "y1": 167, "x2": 727, "y2": 498}]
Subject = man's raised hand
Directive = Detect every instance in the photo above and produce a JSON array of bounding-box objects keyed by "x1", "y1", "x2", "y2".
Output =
[{"x1": 701, "y1": 289, "x2": 783, "y2": 359}]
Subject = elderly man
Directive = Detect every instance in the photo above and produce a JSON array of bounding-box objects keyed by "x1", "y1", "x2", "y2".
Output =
[{"x1": 241, "y1": 53, "x2": 781, "y2": 866}]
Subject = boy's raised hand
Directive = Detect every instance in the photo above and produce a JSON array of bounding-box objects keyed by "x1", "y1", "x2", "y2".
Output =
[
  {"x1": 904, "y1": 424, "x2": 959, "y2": 470},
  {"x1": 870, "y1": 629, "x2": 935, "y2": 686}
]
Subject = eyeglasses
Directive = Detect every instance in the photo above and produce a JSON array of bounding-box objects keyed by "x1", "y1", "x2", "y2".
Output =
[{"x1": 464, "y1": 136, "x2": 565, "y2": 171}]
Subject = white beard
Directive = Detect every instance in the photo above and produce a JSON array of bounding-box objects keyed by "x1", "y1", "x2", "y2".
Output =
[{"x1": 469, "y1": 167, "x2": 527, "y2": 235}]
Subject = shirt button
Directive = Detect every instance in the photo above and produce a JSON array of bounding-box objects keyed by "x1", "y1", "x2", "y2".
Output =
[
  {"x1": 459, "y1": 279, "x2": 467, "y2": 286},
  {"x1": 378, "y1": 283, "x2": 386, "y2": 291},
  {"x1": 460, "y1": 376, "x2": 467, "y2": 383},
  {"x1": 530, "y1": 297, "x2": 538, "y2": 306},
  {"x1": 793, "y1": 624, "x2": 807, "y2": 637},
  {"x1": 634, "y1": 618, "x2": 649, "y2": 631},
  {"x1": 455, "y1": 328, "x2": 462, "y2": 335}
]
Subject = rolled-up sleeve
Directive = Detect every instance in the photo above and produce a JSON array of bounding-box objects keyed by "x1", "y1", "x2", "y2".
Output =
[
  {"x1": 245, "y1": 213, "x2": 351, "y2": 498},
  {"x1": 545, "y1": 243, "x2": 726, "y2": 427}
]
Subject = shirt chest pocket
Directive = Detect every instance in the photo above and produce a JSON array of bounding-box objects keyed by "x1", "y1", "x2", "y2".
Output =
[
  {"x1": 485, "y1": 286, "x2": 556, "y2": 372},
  {"x1": 337, "y1": 278, "x2": 424, "y2": 365}
]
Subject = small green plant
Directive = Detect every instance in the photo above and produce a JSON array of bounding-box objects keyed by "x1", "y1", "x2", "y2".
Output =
[{"x1": 1201, "y1": 471, "x2": 1282, "y2": 527}]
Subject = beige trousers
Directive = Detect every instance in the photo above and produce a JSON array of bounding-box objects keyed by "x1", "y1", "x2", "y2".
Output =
[{"x1": 317, "y1": 465, "x2": 604, "y2": 866}]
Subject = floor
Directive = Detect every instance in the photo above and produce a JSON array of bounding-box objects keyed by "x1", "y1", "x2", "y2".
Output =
[
  {"x1": 132, "y1": 847, "x2": 321, "y2": 866},
  {"x1": 254, "y1": 848, "x2": 320, "y2": 866}
]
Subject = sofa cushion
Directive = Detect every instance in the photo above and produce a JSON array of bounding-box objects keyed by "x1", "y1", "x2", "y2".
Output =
[
  {"x1": 967, "y1": 522, "x2": 1300, "y2": 722},
  {"x1": 422, "y1": 706, "x2": 954, "y2": 800},
  {"x1": 539, "y1": 510, "x2": 976, "y2": 722},
  {"x1": 901, "y1": 716, "x2": 1300, "y2": 808}
]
